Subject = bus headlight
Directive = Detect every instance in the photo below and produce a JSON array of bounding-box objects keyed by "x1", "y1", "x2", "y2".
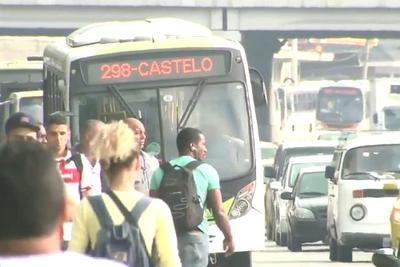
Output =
[
  {"x1": 229, "y1": 181, "x2": 255, "y2": 219},
  {"x1": 294, "y1": 208, "x2": 315, "y2": 219},
  {"x1": 350, "y1": 204, "x2": 366, "y2": 221}
]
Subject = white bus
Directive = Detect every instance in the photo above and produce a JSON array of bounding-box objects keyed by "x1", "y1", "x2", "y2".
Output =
[
  {"x1": 370, "y1": 78, "x2": 400, "y2": 130},
  {"x1": 43, "y1": 18, "x2": 268, "y2": 267},
  {"x1": 276, "y1": 80, "x2": 334, "y2": 142}
]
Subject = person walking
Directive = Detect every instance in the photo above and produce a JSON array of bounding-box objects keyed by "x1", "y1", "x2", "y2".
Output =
[
  {"x1": 45, "y1": 113, "x2": 92, "y2": 247},
  {"x1": 4, "y1": 112, "x2": 39, "y2": 143},
  {"x1": 150, "y1": 127, "x2": 234, "y2": 267},
  {"x1": 0, "y1": 141, "x2": 127, "y2": 267},
  {"x1": 68, "y1": 121, "x2": 181, "y2": 267},
  {"x1": 77, "y1": 119, "x2": 106, "y2": 196},
  {"x1": 124, "y1": 118, "x2": 159, "y2": 195}
]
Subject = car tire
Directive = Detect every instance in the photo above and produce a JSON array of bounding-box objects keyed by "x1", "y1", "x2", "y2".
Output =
[
  {"x1": 287, "y1": 227, "x2": 302, "y2": 252},
  {"x1": 329, "y1": 237, "x2": 338, "y2": 262},
  {"x1": 337, "y1": 244, "x2": 352, "y2": 262}
]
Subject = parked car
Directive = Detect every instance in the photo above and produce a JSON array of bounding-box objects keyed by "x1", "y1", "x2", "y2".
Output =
[
  {"x1": 326, "y1": 132, "x2": 400, "y2": 262},
  {"x1": 273, "y1": 154, "x2": 332, "y2": 246},
  {"x1": 281, "y1": 166, "x2": 328, "y2": 252},
  {"x1": 264, "y1": 140, "x2": 336, "y2": 241},
  {"x1": 261, "y1": 141, "x2": 278, "y2": 233}
]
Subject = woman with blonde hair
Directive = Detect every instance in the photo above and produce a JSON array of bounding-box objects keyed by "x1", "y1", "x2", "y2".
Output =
[{"x1": 68, "y1": 121, "x2": 181, "y2": 267}]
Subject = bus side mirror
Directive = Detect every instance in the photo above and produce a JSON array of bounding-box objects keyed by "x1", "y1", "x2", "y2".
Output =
[
  {"x1": 325, "y1": 166, "x2": 335, "y2": 180},
  {"x1": 264, "y1": 166, "x2": 276, "y2": 178}
]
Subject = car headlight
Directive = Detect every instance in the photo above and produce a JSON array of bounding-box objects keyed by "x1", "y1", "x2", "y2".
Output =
[
  {"x1": 350, "y1": 204, "x2": 366, "y2": 221},
  {"x1": 294, "y1": 208, "x2": 315, "y2": 219}
]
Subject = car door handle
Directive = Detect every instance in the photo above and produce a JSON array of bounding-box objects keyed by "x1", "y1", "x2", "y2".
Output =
[{"x1": 329, "y1": 194, "x2": 335, "y2": 197}]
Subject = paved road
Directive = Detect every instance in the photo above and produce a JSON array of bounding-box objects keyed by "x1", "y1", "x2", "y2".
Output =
[{"x1": 252, "y1": 240, "x2": 374, "y2": 266}]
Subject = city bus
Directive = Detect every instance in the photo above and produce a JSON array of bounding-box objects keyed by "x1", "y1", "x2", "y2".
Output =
[
  {"x1": 315, "y1": 80, "x2": 370, "y2": 131},
  {"x1": 370, "y1": 78, "x2": 400, "y2": 130},
  {"x1": 276, "y1": 80, "x2": 334, "y2": 142},
  {"x1": 42, "y1": 18, "x2": 268, "y2": 266},
  {"x1": 0, "y1": 60, "x2": 43, "y2": 139}
]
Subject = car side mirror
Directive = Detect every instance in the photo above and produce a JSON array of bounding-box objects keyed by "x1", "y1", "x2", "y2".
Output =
[
  {"x1": 280, "y1": 191, "x2": 293, "y2": 200},
  {"x1": 325, "y1": 166, "x2": 335, "y2": 180},
  {"x1": 264, "y1": 166, "x2": 276, "y2": 178}
]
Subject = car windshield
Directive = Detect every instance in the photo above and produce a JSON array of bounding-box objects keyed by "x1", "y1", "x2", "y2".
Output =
[
  {"x1": 288, "y1": 161, "x2": 330, "y2": 187},
  {"x1": 342, "y1": 144, "x2": 400, "y2": 179},
  {"x1": 297, "y1": 171, "x2": 328, "y2": 197}
]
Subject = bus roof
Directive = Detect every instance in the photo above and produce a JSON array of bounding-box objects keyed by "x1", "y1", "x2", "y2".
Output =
[
  {"x1": 43, "y1": 19, "x2": 243, "y2": 72},
  {"x1": 67, "y1": 18, "x2": 213, "y2": 48}
]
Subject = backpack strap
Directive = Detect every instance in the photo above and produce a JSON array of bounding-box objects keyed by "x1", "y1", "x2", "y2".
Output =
[
  {"x1": 66, "y1": 152, "x2": 84, "y2": 199},
  {"x1": 88, "y1": 195, "x2": 113, "y2": 228},
  {"x1": 106, "y1": 191, "x2": 151, "y2": 226},
  {"x1": 184, "y1": 160, "x2": 203, "y2": 171}
]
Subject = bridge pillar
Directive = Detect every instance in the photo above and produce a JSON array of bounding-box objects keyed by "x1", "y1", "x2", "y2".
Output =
[{"x1": 242, "y1": 31, "x2": 283, "y2": 142}]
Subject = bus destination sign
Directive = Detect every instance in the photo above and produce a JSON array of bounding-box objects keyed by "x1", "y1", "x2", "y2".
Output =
[
  {"x1": 321, "y1": 87, "x2": 360, "y2": 96},
  {"x1": 83, "y1": 52, "x2": 230, "y2": 85}
]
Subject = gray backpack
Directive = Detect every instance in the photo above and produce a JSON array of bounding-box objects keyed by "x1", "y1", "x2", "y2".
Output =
[
  {"x1": 159, "y1": 160, "x2": 204, "y2": 232},
  {"x1": 88, "y1": 191, "x2": 153, "y2": 267}
]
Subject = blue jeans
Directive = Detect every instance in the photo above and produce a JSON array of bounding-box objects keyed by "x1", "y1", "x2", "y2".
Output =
[{"x1": 178, "y1": 231, "x2": 209, "y2": 267}]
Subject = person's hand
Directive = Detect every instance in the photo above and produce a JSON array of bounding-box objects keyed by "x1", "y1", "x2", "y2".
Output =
[{"x1": 223, "y1": 237, "x2": 234, "y2": 257}]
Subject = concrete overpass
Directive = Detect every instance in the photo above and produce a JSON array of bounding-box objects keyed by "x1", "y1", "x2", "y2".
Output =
[{"x1": 1, "y1": 1, "x2": 400, "y2": 36}]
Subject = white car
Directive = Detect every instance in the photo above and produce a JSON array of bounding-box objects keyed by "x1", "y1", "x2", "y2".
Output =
[
  {"x1": 274, "y1": 154, "x2": 333, "y2": 246},
  {"x1": 326, "y1": 132, "x2": 400, "y2": 262}
]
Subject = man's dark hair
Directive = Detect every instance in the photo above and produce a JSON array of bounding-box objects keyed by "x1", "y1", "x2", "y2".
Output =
[
  {"x1": 176, "y1": 127, "x2": 202, "y2": 155},
  {"x1": 45, "y1": 113, "x2": 68, "y2": 128},
  {"x1": 0, "y1": 142, "x2": 64, "y2": 240}
]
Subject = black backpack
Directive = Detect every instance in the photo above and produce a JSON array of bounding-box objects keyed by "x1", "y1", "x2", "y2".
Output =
[
  {"x1": 159, "y1": 160, "x2": 204, "y2": 232},
  {"x1": 88, "y1": 191, "x2": 153, "y2": 267}
]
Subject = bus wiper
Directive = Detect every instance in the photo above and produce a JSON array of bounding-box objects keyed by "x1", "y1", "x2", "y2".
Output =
[
  {"x1": 344, "y1": 171, "x2": 381, "y2": 180},
  {"x1": 178, "y1": 79, "x2": 206, "y2": 130},
  {"x1": 106, "y1": 85, "x2": 137, "y2": 118}
]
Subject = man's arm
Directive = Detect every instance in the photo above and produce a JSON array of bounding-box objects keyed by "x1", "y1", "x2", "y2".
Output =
[{"x1": 208, "y1": 188, "x2": 234, "y2": 256}]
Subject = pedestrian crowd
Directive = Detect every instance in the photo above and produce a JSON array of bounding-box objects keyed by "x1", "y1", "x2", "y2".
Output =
[{"x1": 0, "y1": 111, "x2": 234, "y2": 267}]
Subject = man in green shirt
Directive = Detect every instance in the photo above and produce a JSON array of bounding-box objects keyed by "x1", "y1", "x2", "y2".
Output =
[{"x1": 150, "y1": 127, "x2": 234, "y2": 267}]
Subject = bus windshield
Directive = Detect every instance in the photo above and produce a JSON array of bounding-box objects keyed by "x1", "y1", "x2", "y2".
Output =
[
  {"x1": 71, "y1": 82, "x2": 252, "y2": 181},
  {"x1": 19, "y1": 96, "x2": 43, "y2": 123},
  {"x1": 317, "y1": 87, "x2": 363, "y2": 124}
]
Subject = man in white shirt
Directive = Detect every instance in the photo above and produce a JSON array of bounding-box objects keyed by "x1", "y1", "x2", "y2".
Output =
[
  {"x1": 124, "y1": 118, "x2": 159, "y2": 195},
  {"x1": 0, "y1": 141, "x2": 126, "y2": 267},
  {"x1": 78, "y1": 119, "x2": 106, "y2": 196}
]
